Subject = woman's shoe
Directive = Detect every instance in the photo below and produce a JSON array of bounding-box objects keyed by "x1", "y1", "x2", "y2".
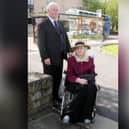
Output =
[
  {"x1": 62, "y1": 115, "x2": 70, "y2": 124},
  {"x1": 84, "y1": 119, "x2": 91, "y2": 124}
]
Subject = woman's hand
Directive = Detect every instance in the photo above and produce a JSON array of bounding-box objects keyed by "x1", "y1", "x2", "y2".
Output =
[{"x1": 76, "y1": 78, "x2": 88, "y2": 85}]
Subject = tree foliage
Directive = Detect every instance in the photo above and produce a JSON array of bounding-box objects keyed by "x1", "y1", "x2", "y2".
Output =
[
  {"x1": 83, "y1": 0, "x2": 118, "y2": 33},
  {"x1": 83, "y1": 0, "x2": 101, "y2": 11},
  {"x1": 106, "y1": 0, "x2": 118, "y2": 32}
]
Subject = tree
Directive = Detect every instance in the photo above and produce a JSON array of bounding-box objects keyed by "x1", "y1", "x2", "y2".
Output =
[
  {"x1": 106, "y1": 0, "x2": 118, "y2": 32},
  {"x1": 83, "y1": 0, "x2": 101, "y2": 12}
]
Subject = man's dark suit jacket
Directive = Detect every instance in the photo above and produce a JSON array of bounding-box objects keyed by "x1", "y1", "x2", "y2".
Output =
[{"x1": 38, "y1": 18, "x2": 71, "y2": 65}]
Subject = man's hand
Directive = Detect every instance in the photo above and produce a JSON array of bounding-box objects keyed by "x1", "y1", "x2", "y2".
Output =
[
  {"x1": 76, "y1": 78, "x2": 88, "y2": 85},
  {"x1": 44, "y1": 58, "x2": 51, "y2": 65}
]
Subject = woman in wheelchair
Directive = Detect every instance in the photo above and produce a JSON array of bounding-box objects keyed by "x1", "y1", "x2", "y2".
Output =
[{"x1": 62, "y1": 41, "x2": 97, "y2": 124}]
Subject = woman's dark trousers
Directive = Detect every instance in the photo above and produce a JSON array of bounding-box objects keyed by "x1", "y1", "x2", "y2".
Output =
[{"x1": 67, "y1": 83, "x2": 97, "y2": 123}]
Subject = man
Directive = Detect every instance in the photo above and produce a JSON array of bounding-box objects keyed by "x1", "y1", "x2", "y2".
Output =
[{"x1": 38, "y1": 2, "x2": 71, "y2": 108}]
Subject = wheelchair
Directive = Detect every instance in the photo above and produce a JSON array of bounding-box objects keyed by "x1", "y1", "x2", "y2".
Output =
[{"x1": 60, "y1": 71, "x2": 100, "y2": 123}]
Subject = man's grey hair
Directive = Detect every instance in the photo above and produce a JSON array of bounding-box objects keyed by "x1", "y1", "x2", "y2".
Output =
[{"x1": 46, "y1": 1, "x2": 60, "y2": 11}]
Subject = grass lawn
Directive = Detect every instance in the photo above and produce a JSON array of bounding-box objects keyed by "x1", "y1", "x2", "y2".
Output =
[{"x1": 101, "y1": 44, "x2": 118, "y2": 56}]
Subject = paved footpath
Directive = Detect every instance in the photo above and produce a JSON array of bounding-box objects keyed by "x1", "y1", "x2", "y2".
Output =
[{"x1": 28, "y1": 112, "x2": 118, "y2": 129}]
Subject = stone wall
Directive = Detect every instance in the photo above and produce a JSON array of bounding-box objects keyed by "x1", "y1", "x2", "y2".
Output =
[{"x1": 28, "y1": 73, "x2": 53, "y2": 120}]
